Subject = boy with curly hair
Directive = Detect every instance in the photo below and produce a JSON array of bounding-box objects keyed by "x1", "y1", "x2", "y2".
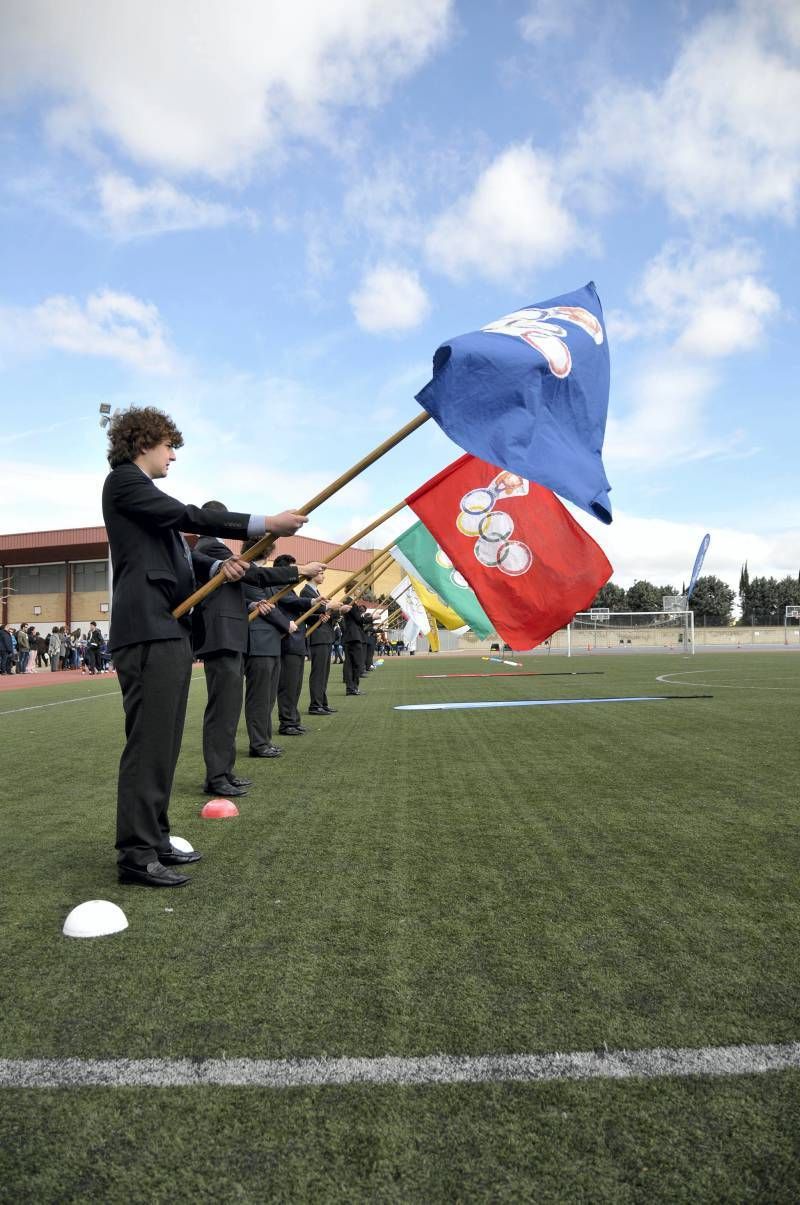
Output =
[{"x1": 103, "y1": 406, "x2": 321, "y2": 887}]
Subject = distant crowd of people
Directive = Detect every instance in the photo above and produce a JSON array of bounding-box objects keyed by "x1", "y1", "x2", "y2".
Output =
[
  {"x1": 329, "y1": 624, "x2": 402, "y2": 662},
  {"x1": 0, "y1": 620, "x2": 111, "y2": 675}
]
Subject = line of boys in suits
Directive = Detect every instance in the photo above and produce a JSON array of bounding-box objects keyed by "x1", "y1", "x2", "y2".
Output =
[
  {"x1": 192, "y1": 512, "x2": 325, "y2": 798},
  {"x1": 103, "y1": 405, "x2": 381, "y2": 891},
  {"x1": 102, "y1": 406, "x2": 324, "y2": 889}
]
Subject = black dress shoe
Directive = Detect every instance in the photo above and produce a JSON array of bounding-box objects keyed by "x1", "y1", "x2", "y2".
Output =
[
  {"x1": 346, "y1": 689, "x2": 364, "y2": 696},
  {"x1": 202, "y1": 779, "x2": 248, "y2": 797},
  {"x1": 308, "y1": 708, "x2": 329, "y2": 716},
  {"x1": 118, "y1": 861, "x2": 190, "y2": 887},
  {"x1": 278, "y1": 726, "x2": 305, "y2": 736},
  {"x1": 322, "y1": 707, "x2": 337, "y2": 714},
  {"x1": 159, "y1": 849, "x2": 203, "y2": 865},
  {"x1": 227, "y1": 774, "x2": 252, "y2": 787},
  {"x1": 268, "y1": 745, "x2": 283, "y2": 754},
  {"x1": 249, "y1": 746, "x2": 281, "y2": 758}
]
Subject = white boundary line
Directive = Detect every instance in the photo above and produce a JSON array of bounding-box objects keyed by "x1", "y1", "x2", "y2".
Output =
[
  {"x1": 0, "y1": 690, "x2": 117, "y2": 717},
  {"x1": 656, "y1": 669, "x2": 799, "y2": 691},
  {"x1": 395, "y1": 696, "x2": 672, "y2": 712},
  {"x1": 0, "y1": 671, "x2": 203, "y2": 717},
  {"x1": 1, "y1": 1042, "x2": 798, "y2": 1089}
]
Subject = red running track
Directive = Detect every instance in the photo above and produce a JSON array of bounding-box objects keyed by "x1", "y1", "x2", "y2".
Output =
[{"x1": 0, "y1": 669, "x2": 117, "y2": 693}]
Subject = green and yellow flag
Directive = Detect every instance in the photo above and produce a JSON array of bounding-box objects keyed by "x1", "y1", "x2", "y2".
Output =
[
  {"x1": 410, "y1": 575, "x2": 467, "y2": 632},
  {"x1": 392, "y1": 521, "x2": 493, "y2": 639}
]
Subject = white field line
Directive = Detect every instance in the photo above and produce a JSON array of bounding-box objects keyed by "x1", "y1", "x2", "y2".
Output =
[
  {"x1": 656, "y1": 669, "x2": 799, "y2": 691},
  {"x1": 0, "y1": 673, "x2": 203, "y2": 717},
  {"x1": 395, "y1": 696, "x2": 672, "y2": 712},
  {"x1": 0, "y1": 690, "x2": 117, "y2": 716},
  {"x1": 1, "y1": 1042, "x2": 798, "y2": 1089}
]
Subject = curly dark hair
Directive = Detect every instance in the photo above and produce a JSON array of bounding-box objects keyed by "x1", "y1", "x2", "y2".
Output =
[{"x1": 106, "y1": 406, "x2": 184, "y2": 467}]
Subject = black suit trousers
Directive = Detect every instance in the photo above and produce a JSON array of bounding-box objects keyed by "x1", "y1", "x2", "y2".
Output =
[
  {"x1": 308, "y1": 644, "x2": 331, "y2": 710},
  {"x1": 244, "y1": 654, "x2": 280, "y2": 750},
  {"x1": 278, "y1": 653, "x2": 305, "y2": 729},
  {"x1": 202, "y1": 651, "x2": 245, "y2": 782},
  {"x1": 114, "y1": 634, "x2": 193, "y2": 867},
  {"x1": 344, "y1": 641, "x2": 364, "y2": 693}
]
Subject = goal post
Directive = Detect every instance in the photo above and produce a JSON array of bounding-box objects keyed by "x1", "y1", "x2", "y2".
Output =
[{"x1": 567, "y1": 610, "x2": 695, "y2": 656}]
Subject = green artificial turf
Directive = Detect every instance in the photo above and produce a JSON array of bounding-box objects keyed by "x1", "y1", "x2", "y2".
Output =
[{"x1": 1, "y1": 651, "x2": 799, "y2": 1200}]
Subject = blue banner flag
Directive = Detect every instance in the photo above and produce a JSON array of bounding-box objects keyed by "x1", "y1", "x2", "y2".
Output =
[
  {"x1": 415, "y1": 282, "x2": 612, "y2": 524},
  {"x1": 687, "y1": 533, "x2": 710, "y2": 600}
]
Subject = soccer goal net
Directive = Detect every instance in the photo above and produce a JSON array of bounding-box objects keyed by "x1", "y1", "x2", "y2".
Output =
[
  {"x1": 567, "y1": 610, "x2": 695, "y2": 655},
  {"x1": 785, "y1": 605, "x2": 800, "y2": 645}
]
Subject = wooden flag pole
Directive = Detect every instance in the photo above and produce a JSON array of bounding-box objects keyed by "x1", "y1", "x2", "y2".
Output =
[
  {"x1": 247, "y1": 501, "x2": 405, "y2": 622},
  {"x1": 362, "y1": 549, "x2": 395, "y2": 591},
  {"x1": 304, "y1": 544, "x2": 396, "y2": 636},
  {"x1": 172, "y1": 411, "x2": 430, "y2": 618},
  {"x1": 254, "y1": 547, "x2": 393, "y2": 639},
  {"x1": 304, "y1": 548, "x2": 395, "y2": 636}
]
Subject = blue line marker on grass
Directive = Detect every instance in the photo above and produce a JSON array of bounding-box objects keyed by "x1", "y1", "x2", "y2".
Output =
[{"x1": 395, "y1": 696, "x2": 712, "y2": 712}]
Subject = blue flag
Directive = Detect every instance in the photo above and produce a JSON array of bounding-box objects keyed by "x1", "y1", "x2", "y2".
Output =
[
  {"x1": 686, "y1": 533, "x2": 710, "y2": 600},
  {"x1": 415, "y1": 282, "x2": 612, "y2": 524}
]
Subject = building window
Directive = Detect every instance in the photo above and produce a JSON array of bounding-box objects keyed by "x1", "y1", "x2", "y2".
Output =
[
  {"x1": 72, "y1": 561, "x2": 108, "y2": 592},
  {"x1": 10, "y1": 564, "x2": 66, "y2": 594}
]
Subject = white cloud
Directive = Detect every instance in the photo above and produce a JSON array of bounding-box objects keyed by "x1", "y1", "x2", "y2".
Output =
[
  {"x1": 0, "y1": 1, "x2": 452, "y2": 179},
  {"x1": 518, "y1": 0, "x2": 590, "y2": 45},
  {"x1": 604, "y1": 357, "x2": 747, "y2": 470},
  {"x1": 604, "y1": 239, "x2": 779, "y2": 468},
  {"x1": 350, "y1": 264, "x2": 431, "y2": 334},
  {"x1": 0, "y1": 289, "x2": 177, "y2": 374},
  {"x1": 425, "y1": 145, "x2": 582, "y2": 283},
  {"x1": 96, "y1": 173, "x2": 253, "y2": 238},
  {"x1": 567, "y1": 1, "x2": 800, "y2": 221},
  {"x1": 595, "y1": 509, "x2": 800, "y2": 596},
  {"x1": 639, "y1": 242, "x2": 780, "y2": 359},
  {"x1": 614, "y1": 240, "x2": 780, "y2": 357},
  {"x1": 343, "y1": 162, "x2": 422, "y2": 248},
  {"x1": 0, "y1": 461, "x2": 106, "y2": 532}
]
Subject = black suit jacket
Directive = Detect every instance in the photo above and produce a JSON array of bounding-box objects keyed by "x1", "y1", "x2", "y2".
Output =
[
  {"x1": 192, "y1": 536, "x2": 299, "y2": 657},
  {"x1": 244, "y1": 583, "x2": 292, "y2": 657},
  {"x1": 300, "y1": 583, "x2": 333, "y2": 646},
  {"x1": 275, "y1": 592, "x2": 310, "y2": 657},
  {"x1": 342, "y1": 604, "x2": 367, "y2": 645},
  {"x1": 102, "y1": 463, "x2": 256, "y2": 651}
]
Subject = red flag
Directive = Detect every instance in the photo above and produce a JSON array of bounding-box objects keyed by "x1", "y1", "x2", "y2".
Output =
[{"x1": 406, "y1": 454, "x2": 612, "y2": 649}]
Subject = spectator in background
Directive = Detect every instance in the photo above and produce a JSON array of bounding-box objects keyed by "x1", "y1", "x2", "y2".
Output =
[
  {"x1": 16, "y1": 622, "x2": 30, "y2": 674},
  {"x1": 69, "y1": 629, "x2": 81, "y2": 669},
  {"x1": 331, "y1": 621, "x2": 344, "y2": 664},
  {"x1": 100, "y1": 632, "x2": 112, "y2": 672},
  {"x1": 48, "y1": 628, "x2": 61, "y2": 671},
  {"x1": 35, "y1": 630, "x2": 48, "y2": 669},
  {"x1": 85, "y1": 620, "x2": 103, "y2": 675},
  {"x1": 0, "y1": 624, "x2": 12, "y2": 674}
]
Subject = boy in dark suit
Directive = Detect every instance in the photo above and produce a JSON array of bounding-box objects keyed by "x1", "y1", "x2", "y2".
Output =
[
  {"x1": 194, "y1": 513, "x2": 324, "y2": 794},
  {"x1": 300, "y1": 568, "x2": 339, "y2": 716},
  {"x1": 102, "y1": 406, "x2": 311, "y2": 888},
  {"x1": 340, "y1": 594, "x2": 366, "y2": 695},
  {"x1": 272, "y1": 554, "x2": 315, "y2": 736}
]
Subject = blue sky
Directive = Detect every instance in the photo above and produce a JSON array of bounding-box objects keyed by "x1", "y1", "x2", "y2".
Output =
[{"x1": 1, "y1": 0, "x2": 798, "y2": 594}]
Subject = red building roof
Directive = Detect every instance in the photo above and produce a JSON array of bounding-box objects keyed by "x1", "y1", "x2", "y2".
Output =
[{"x1": 0, "y1": 527, "x2": 379, "y2": 570}]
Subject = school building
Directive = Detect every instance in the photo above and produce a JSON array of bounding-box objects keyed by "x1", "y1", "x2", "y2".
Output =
[{"x1": 0, "y1": 527, "x2": 402, "y2": 635}]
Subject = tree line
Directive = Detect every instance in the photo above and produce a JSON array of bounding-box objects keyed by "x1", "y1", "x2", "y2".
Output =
[{"x1": 590, "y1": 569, "x2": 800, "y2": 626}]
